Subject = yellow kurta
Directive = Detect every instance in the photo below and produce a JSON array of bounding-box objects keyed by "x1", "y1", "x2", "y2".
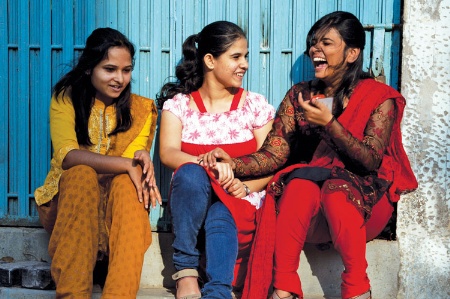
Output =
[{"x1": 34, "y1": 93, "x2": 157, "y2": 206}]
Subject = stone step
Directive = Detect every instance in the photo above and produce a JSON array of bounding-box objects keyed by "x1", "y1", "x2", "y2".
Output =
[
  {"x1": 0, "y1": 227, "x2": 398, "y2": 298},
  {"x1": 0, "y1": 261, "x2": 53, "y2": 289},
  {"x1": 143, "y1": 233, "x2": 399, "y2": 298},
  {"x1": 0, "y1": 286, "x2": 340, "y2": 299},
  {"x1": 0, "y1": 286, "x2": 175, "y2": 299}
]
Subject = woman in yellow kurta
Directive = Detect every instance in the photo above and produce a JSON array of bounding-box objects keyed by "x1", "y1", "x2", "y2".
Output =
[{"x1": 34, "y1": 27, "x2": 161, "y2": 299}]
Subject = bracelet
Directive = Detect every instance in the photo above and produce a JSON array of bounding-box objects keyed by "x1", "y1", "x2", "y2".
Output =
[
  {"x1": 243, "y1": 183, "x2": 251, "y2": 196},
  {"x1": 324, "y1": 116, "x2": 336, "y2": 129},
  {"x1": 198, "y1": 158, "x2": 204, "y2": 165}
]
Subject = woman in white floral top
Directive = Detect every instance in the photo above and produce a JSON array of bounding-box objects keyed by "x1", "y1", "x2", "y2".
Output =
[{"x1": 157, "y1": 21, "x2": 275, "y2": 299}]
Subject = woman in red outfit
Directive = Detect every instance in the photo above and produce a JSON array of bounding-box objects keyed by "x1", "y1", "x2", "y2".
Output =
[{"x1": 202, "y1": 11, "x2": 417, "y2": 299}]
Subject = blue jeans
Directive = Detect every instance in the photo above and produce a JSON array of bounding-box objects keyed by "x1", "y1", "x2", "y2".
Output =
[{"x1": 170, "y1": 164, "x2": 238, "y2": 299}]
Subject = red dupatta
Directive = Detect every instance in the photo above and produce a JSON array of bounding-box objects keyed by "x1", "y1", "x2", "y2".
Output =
[{"x1": 241, "y1": 79, "x2": 417, "y2": 299}]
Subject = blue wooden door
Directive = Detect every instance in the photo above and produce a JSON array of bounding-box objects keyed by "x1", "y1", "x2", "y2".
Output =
[{"x1": 0, "y1": 0, "x2": 402, "y2": 229}]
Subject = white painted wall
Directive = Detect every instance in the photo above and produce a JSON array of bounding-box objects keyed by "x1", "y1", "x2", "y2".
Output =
[{"x1": 398, "y1": 0, "x2": 450, "y2": 298}]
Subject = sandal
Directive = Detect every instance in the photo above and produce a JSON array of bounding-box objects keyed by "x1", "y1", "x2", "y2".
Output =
[
  {"x1": 272, "y1": 290, "x2": 296, "y2": 299},
  {"x1": 172, "y1": 269, "x2": 202, "y2": 299}
]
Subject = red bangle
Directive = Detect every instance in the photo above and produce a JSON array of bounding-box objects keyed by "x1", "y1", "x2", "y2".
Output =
[{"x1": 325, "y1": 116, "x2": 336, "y2": 129}]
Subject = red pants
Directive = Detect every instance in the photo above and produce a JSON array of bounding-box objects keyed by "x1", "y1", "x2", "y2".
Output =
[{"x1": 273, "y1": 179, "x2": 393, "y2": 298}]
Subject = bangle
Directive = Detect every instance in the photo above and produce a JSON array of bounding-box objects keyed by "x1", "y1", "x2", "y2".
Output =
[
  {"x1": 325, "y1": 116, "x2": 336, "y2": 129},
  {"x1": 198, "y1": 158, "x2": 203, "y2": 165},
  {"x1": 243, "y1": 183, "x2": 251, "y2": 196}
]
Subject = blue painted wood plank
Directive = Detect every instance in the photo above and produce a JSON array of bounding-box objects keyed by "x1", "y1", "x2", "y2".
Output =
[
  {"x1": 128, "y1": 0, "x2": 141, "y2": 94},
  {"x1": 270, "y1": 0, "x2": 291, "y2": 106},
  {"x1": 29, "y1": 0, "x2": 52, "y2": 218},
  {"x1": 7, "y1": 43, "x2": 17, "y2": 212},
  {"x1": 149, "y1": 0, "x2": 165, "y2": 99},
  {"x1": 247, "y1": 0, "x2": 262, "y2": 94},
  {"x1": 292, "y1": 0, "x2": 315, "y2": 85},
  {"x1": 62, "y1": 0, "x2": 75, "y2": 71},
  {"x1": 15, "y1": 0, "x2": 31, "y2": 217},
  {"x1": 108, "y1": 0, "x2": 119, "y2": 28},
  {"x1": 0, "y1": 0, "x2": 9, "y2": 217},
  {"x1": 27, "y1": 1, "x2": 50, "y2": 204},
  {"x1": 6, "y1": 0, "x2": 19, "y2": 216},
  {"x1": 116, "y1": 0, "x2": 128, "y2": 34}
]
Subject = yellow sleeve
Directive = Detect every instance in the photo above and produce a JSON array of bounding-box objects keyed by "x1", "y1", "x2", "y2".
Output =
[
  {"x1": 49, "y1": 95, "x2": 80, "y2": 167},
  {"x1": 121, "y1": 110, "x2": 153, "y2": 158}
]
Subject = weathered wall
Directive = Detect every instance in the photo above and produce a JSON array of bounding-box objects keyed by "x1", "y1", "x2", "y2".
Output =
[{"x1": 398, "y1": 0, "x2": 450, "y2": 298}]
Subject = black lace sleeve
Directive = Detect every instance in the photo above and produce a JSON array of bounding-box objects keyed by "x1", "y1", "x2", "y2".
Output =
[
  {"x1": 321, "y1": 99, "x2": 396, "y2": 173},
  {"x1": 232, "y1": 86, "x2": 300, "y2": 178}
]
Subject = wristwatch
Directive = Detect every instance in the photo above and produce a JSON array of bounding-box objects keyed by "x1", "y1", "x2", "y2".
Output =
[{"x1": 243, "y1": 183, "x2": 251, "y2": 196}]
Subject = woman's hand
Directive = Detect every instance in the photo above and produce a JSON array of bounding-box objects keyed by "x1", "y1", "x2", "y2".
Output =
[
  {"x1": 209, "y1": 162, "x2": 234, "y2": 189},
  {"x1": 226, "y1": 178, "x2": 248, "y2": 198},
  {"x1": 148, "y1": 183, "x2": 162, "y2": 210},
  {"x1": 199, "y1": 147, "x2": 234, "y2": 169},
  {"x1": 133, "y1": 150, "x2": 155, "y2": 185},
  {"x1": 298, "y1": 92, "x2": 334, "y2": 126},
  {"x1": 130, "y1": 151, "x2": 162, "y2": 209},
  {"x1": 126, "y1": 162, "x2": 147, "y2": 206}
]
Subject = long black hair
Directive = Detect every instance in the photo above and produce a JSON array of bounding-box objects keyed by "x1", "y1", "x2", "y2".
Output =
[
  {"x1": 53, "y1": 27, "x2": 135, "y2": 146},
  {"x1": 156, "y1": 21, "x2": 246, "y2": 108},
  {"x1": 305, "y1": 11, "x2": 372, "y2": 115}
]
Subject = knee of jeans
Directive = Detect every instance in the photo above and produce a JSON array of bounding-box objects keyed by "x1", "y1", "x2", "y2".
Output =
[
  {"x1": 205, "y1": 202, "x2": 236, "y2": 230},
  {"x1": 172, "y1": 164, "x2": 210, "y2": 189}
]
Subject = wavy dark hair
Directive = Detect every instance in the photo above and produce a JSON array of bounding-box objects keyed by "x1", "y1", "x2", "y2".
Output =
[
  {"x1": 53, "y1": 27, "x2": 135, "y2": 146},
  {"x1": 156, "y1": 21, "x2": 246, "y2": 108},
  {"x1": 305, "y1": 11, "x2": 372, "y2": 116}
]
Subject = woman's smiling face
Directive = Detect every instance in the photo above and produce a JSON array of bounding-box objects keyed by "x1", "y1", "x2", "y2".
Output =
[
  {"x1": 308, "y1": 28, "x2": 349, "y2": 85},
  {"x1": 209, "y1": 37, "x2": 249, "y2": 89},
  {"x1": 91, "y1": 46, "x2": 133, "y2": 105}
]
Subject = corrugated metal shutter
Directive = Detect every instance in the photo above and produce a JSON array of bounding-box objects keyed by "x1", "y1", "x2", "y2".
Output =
[{"x1": 0, "y1": 0, "x2": 401, "y2": 230}]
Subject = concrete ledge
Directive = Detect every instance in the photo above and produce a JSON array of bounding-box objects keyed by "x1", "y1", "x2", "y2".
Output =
[
  {"x1": 144, "y1": 234, "x2": 399, "y2": 298},
  {"x1": 0, "y1": 286, "x2": 339, "y2": 299},
  {"x1": 0, "y1": 228, "x2": 51, "y2": 263},
  {"x1": 0, "y1": 286, "x2": 175, "y2": 299},
  {"x1": 298, "y1": 240, "x2": 399, "y2": 298},
  {"x1": 0, "y1": 228, "x2": 399, "y2": 298}
]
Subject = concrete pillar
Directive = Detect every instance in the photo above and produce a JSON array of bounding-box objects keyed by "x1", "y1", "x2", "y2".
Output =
[{"x1": 398, "y1": 0, "x2": 450, "y2": 298}]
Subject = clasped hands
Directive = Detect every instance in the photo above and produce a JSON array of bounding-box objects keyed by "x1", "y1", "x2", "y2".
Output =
[{"x1": 198, "y1": 149, "x2": 248, "y2": 198}]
